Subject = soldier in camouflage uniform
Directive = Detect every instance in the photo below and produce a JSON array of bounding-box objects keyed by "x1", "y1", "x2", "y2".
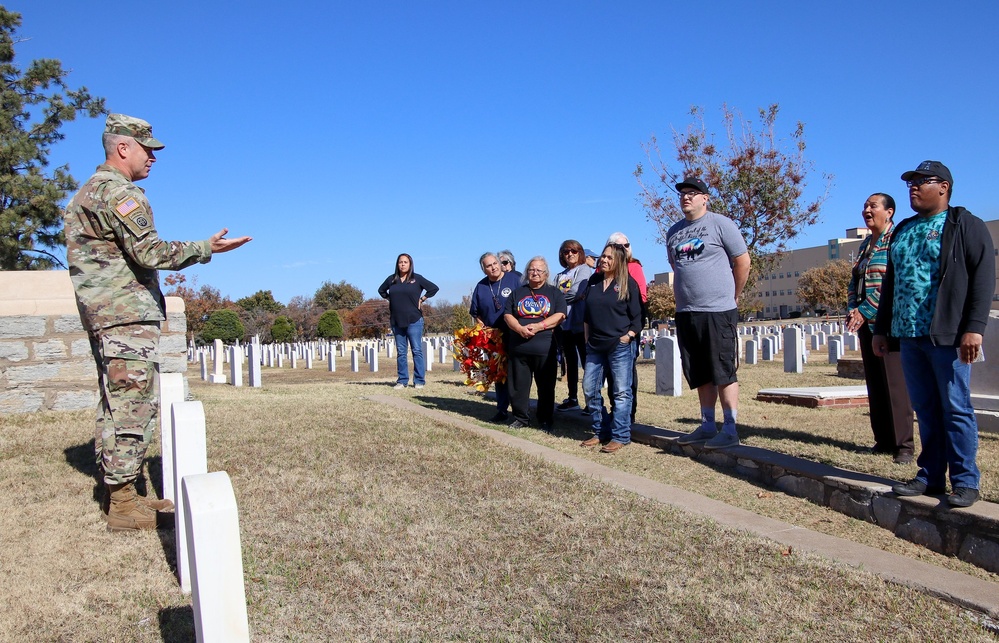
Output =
[{"x1": 65, "y1": 114, "x2": 251, "y2": 531}]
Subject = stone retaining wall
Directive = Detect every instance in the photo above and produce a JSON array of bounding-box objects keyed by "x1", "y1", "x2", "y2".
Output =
[
  {"x1": 634, "y1": 426, "x2": 999, "y2": 574},
  {"x1": 0, "y1": 271, "x2": 187, "y2": 414},
  {"x1": 835, "y1": 356, "x2": 865, "y2": 379}
]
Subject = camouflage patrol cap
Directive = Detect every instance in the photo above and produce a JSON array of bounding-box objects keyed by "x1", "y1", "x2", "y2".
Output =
[{"x1": 104, "y1": 114, "x2": 165, "y2": 150}]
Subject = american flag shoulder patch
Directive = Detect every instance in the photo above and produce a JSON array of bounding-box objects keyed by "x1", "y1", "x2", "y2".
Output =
[
  {"x1": 115, "y1": 198, "x2": 141, "y2": 217},
  {"x1": 111, "y1": 194, "x2": 152, "y2": 238}
]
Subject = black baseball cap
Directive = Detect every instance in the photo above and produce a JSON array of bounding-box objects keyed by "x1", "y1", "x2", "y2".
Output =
[
  {"x1": 675, "y1": 177, "x2": 709, "y2": 193},
  {"x1": 901, "y1": 160, "x2": 953, "y2": 185}
]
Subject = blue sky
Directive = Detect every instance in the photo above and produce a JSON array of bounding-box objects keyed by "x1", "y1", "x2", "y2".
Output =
[{"x1": 17, "y1": 1, "x2": 999, "y2": 305}]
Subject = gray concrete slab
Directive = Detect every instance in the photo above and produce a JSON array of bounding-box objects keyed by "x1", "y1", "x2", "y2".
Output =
[
  {"x1": 370, "y1": 394, "x2": 999, "y2": 619},
  {"x1": 757, "y1": 385, "x2": 868, "y2": 399}
]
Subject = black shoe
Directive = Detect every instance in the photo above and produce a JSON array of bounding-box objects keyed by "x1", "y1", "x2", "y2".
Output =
[
  {"x1": 892, "y1": 452, "x2": 914, "y2": 465},
  {"x1": 556, "y1": 398, "x2": 579, "y2": 412},
  {"x1": 948, "y1": 487, "x2": 980, "y2": 508},
  {"x1": 892, "y1": 479, "x2": 945, "y2": 497},
  {"x1": 488, "y1": 412, "x2": 508, "y2": 423},
  {"x1": 539, "y1": 421, "x2": 553, "y2": 433},
  {"x1": 508, "y1": 419, "x2": 529, "y2": 429}
]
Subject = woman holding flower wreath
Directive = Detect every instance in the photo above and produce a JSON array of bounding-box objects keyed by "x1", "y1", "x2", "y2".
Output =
[
  {"x1": 469, "y1": 252, "x2": 521, "y2": 422},
  {"x1": 502, "y1": 256, "x2": 567, "y2": 432}
]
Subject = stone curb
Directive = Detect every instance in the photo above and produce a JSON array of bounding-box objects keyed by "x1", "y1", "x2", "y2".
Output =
[
  {"x1": 368, "y1": 394, "x2": 999, "y2": 619},
  {"x1": 629, "y1": 424, "x2": 999, "y2": 576}
]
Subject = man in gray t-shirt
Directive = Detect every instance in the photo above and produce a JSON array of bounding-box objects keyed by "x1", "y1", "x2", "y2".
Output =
[{"x1": 666, "y1": 177, "x2": 750, "y2": 450}]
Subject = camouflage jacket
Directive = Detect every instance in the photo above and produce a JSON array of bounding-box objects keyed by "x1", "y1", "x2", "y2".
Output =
[{"x1": 65, "y1": 164, "x2": 212, "y2": 332}]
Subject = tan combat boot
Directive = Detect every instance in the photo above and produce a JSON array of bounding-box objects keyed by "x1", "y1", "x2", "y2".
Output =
[
  {"x1": 138, "y1": 494, "x2": 174, "y2": 512},
  {"x1": 106, "y1": 482, "x2": 157, "y2": 532},
  {"x1": 100, "y1": 488, "x2": 173, "y2": 520}
]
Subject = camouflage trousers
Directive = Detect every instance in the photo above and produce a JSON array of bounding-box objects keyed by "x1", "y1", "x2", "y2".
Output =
[{"x1": 89, "y1": 323, "x2": 161, "y2": 486}]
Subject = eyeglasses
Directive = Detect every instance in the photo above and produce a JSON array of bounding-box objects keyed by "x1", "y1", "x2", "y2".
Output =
[
  {"x1": 526, "y1": 268, "x2": 546, "y2": 274},
  {"x1": 562, "y1": 249, "x2": 579, "y2": 255},
  {"x1": 609, "y1": 243, "x2": 628, "y2": 252},
  {"x1": 500, "y1": 260, "x2": 511, "y2": 266},
  {"x1": 906, "y1": 177, "x2": 943, "y2": 188},
  {"x1": 679, "y1": 191, "x2": 704, "y2": 199}
]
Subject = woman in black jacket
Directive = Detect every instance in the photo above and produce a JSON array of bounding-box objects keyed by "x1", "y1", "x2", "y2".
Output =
[
  {"x1": 579, "y1": 243, "x2": 642, "y2": 453},
  {"x1": 378, "y1": 253, "x2": 438, "y2": 389}
]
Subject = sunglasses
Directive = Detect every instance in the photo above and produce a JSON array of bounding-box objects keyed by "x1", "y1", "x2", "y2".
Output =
[
  {"x1": 905, "y1": 177, "x2": 944, "y2": 188},
  {"x1": 500, "y1": 260, "x2": 511, "y2": 266}
]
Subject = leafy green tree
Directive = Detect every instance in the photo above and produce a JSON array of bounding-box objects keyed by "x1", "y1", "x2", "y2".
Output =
[
  {"x1": 317, "y1": 309, "x2": 344, "y2": 339},
  {"x1": 635, "y1": 104, "x2": 832, "y2": 314},
  {"x1": 271, "y1": 315, "x2": 295, "y2": 343},
  {"x1": 449, "y1": 297, "x2": 474, "y2": 333},
  {"x1": 0, "y1": 7, "x2": 105, "y2": 269},
  {"x1": 164, "y1": 274, "x2": 238, "y2": 341},
  {"x1": 236, "y1": 290, "x2": 283, "y2": 313},
  {"x1": 314, "y1": 280, "x2": 364, "y2": 311},
  {"x1": 200, "y1": 309, "x2": 245, "y2": 344}
]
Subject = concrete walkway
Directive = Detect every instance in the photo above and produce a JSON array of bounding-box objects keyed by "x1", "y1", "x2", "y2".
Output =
[{"x1": 371, "y1": 394, "x2": 999, "y2": 620}]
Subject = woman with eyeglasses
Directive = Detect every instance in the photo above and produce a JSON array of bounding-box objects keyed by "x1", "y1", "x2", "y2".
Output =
[
  {"x1": 606, "y1": 232, "x2": 647, "y2": 425},
  {"x1": 580, "y1": 243, "x2": 642, "y2": 453},
  {"x1": 502, "y1": 256, "x2": 567, "y2": 432},
  {"x1": 469, "y1": 252, "x2": 522, "y2": 422},
  {"x1": 378, "y1": 253, "x2": 439, "y2": 389},
  {"x1": 552, "y1": 239, "x2": 594, "y2": 413},
  {"x1": 497, "y1": 249, "x2": 521, "y2": 278}
]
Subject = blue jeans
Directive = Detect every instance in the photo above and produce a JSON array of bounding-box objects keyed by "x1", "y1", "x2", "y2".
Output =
[
  {"x1": 899, "y1": 337, "x2": 980, "y2": 490},
  {"x1": 392, "y1": 318, "x2": 425, "y2": 386},
  {"x1": 582, "y1": 340, "x2": 633, "y2": 444}
]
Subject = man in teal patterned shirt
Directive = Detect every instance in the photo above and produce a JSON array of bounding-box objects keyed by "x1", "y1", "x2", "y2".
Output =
[{"x1": 873, "y1": 161, "x2": 994, "y2": 508}]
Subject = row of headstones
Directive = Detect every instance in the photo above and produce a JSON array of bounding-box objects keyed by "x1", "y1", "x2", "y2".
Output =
[
  {"x1": 652, "y1": 326, "x2": 860, "y2": 397},
  {"x1": 644, "y1": 322, "x2": 857, "y2": 363},
  {"x1": 192, "y1": 336, "x2": 459, "y2": 387},
  {"x1": 159, "y1": 373, "x2": 250, "y2": 642}
]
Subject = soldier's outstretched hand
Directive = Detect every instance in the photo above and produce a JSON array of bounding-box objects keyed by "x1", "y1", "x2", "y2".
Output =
[{"x1": 210, "y1": 228, "x2": 252, "y2": 254}]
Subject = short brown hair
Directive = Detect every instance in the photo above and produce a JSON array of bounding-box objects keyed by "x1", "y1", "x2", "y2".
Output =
[{"x1": 557, "y1": 239, "x2": 584, "y2": 268}]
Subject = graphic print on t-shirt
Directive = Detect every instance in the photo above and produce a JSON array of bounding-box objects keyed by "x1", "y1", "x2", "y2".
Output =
[
  {"x1": 669, "y1": 219, "x2": 711, "y2": 264},
  {"x1": 673, "y1": 237, "x2": 705, "y2": 262},
  {"x1": 515, "y1": 293, "x2": 552, "y2": 318}
]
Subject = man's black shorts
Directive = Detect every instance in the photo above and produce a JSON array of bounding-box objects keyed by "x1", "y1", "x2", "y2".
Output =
[{"x1": 675, "y1": 309, "x2": 739, "y2": 389}]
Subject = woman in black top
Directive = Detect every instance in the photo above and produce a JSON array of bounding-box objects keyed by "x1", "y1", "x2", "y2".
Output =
[
  {"x1": 378, "y1": 253, "x2": 438, "y2": 389},
  {"x1": 502, "y1": 256, "x2": 566, "y2": 431},
  {"x1": 580, "y1": 243, "x2": 642, "y2": 453}
]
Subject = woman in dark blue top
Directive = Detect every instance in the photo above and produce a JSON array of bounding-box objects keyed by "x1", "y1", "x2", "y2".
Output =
[{"x1": 378, "y1": 253, "x2": 439, "y2": 388}]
